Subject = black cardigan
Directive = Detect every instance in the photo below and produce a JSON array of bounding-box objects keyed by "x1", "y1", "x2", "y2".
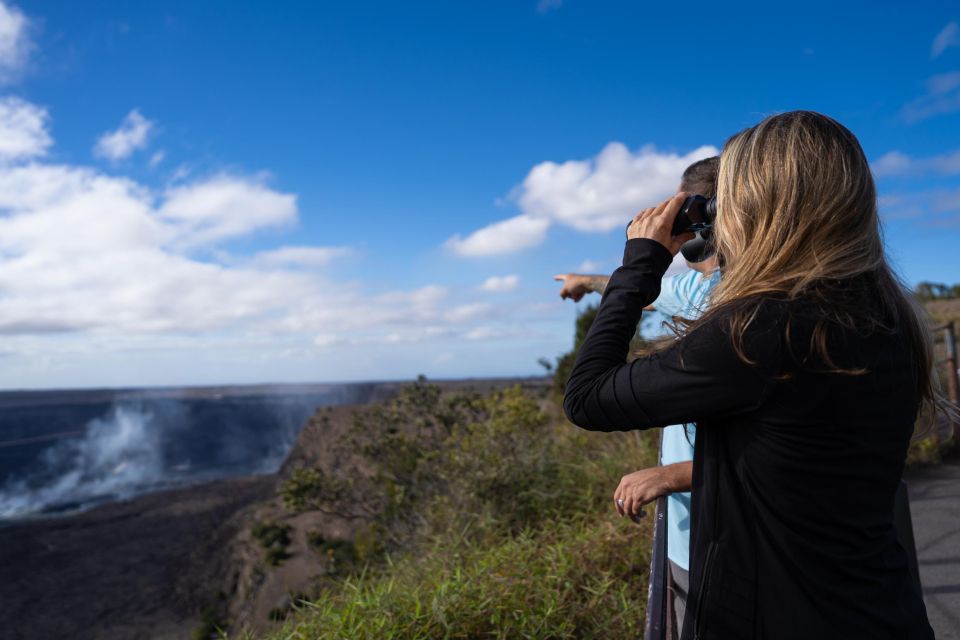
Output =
[{"x1": 563, "y1": 239, "x2": 933, "y2": 640}]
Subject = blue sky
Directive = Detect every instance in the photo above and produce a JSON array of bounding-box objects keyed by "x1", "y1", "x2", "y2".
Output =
[{"x1": 0, "y1": 0, "x2": 958, "y2": 388}]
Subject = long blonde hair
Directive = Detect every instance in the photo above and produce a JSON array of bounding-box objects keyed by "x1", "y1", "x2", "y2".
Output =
[{"x1": 689, "y1": 111, "x2": 947, "y2": 416}]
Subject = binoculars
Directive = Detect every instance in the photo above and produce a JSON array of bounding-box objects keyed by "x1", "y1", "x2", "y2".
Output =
[
  {"x1": 672, "y1": 195, "x2": 717, "y2": 236},
  {"x1": 624, "y1": 195, "x2": 718, "y2": 263}
]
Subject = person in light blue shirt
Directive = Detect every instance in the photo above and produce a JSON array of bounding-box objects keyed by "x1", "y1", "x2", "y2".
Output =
[{"x1": 555, "y1": 156, "x2": 719, "y2": 638}]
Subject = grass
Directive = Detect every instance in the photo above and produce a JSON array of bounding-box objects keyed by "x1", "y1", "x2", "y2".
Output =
[
  {"x1": 255, "y1": 516, "x2": 651, "y2": 640},
  {"x1": 241, "y1": 381, "x2": 659, "y2": 639}
]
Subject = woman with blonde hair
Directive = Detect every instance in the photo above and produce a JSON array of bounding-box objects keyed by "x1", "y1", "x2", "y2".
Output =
[{"x1": 564, "y1": 111, "x2": 939, "y2": 639}]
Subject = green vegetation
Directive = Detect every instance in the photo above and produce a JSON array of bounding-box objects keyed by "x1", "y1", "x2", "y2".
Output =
[
  {"x1": 906, "y1": 434, "x2": 948, "y2": 468},
  {"x1": 251, "y1": 522, "x2": 292, "y2": 567},
  {"x1": 258, "y1": 519, "x2": 649, "y2": 639},
  {"x1": 915, "y1": 282, "x2": 960, "y2": 302},
  {"x1": 252, "y1": 361, "x2": 657, "y2": 638},
  {"x1": 192, "y1": 592, "x2": 230, "y2": 640},
  {"x1": 306, "y1": 533, "x2": 358, "y2": 574}
]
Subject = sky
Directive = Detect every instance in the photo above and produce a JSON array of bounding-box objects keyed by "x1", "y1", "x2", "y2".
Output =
[{"x1": 0, "y1": 0, "x2": 957, "y2": 389}]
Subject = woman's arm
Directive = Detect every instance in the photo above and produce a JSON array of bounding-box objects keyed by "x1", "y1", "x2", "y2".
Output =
[
  {"x1": 614, "y1": 461, "x2": 693, "y2": 518},
  {"x1": 563, "y1": 238, "x2": 781, "y2": 431}
]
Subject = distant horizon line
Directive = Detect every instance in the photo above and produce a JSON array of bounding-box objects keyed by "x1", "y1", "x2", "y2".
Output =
[{"x1": 0, "y1": 373, "x2": 552, "y2": 396}]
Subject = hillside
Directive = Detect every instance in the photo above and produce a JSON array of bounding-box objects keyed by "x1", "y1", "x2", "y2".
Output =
[{"x1": 0, "y1": 377, "x2": 559, "y2": 640}]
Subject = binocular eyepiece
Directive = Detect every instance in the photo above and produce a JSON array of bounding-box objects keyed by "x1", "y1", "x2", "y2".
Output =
[
  {"x1": 623, "y1": 195, "x2": 718, "y2": 263},
  {"x1": 674, "y1": 195, "x2": 717, "y2": 263},
  {"x1": 671, "y1": 195, "x2": 717, "y2": 236}
]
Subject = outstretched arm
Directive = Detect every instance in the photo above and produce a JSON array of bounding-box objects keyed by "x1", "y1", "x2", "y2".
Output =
[
  {"x1": 554, "y1": 273, "x2": 657, "y2": 310},
  {"x1": 553, "y1": 273, "x2": 610, "y2": 301}
]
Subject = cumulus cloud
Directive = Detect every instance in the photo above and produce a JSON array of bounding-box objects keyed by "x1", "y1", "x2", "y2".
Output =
[
  {"x1": 94, "y1": 109, "x2": 154, "y2": 161},
  {"x1": 445, "y1": 213, "x2": 549, "y2": 257},
  {"x1": 480, "y1": 274, "x2": 519, "y2": 292},
  {"x1": 932, "y1": 22, "x2": 960, "y2": 59},
  {"x1": 0, "y1": 168, "x2": 309, "y2": 334},
  {"x1": 0, "y1": 96, "x2": 50, "y2": 160},
  {"x1": 0, "y1": 1, "x2": 30, "y2": 83},
  {"x1": 159, "y1": 174, "x2": 298, "y2": 248},
  {"x1": 902, "y1": 71, "x2": 960, "y2": 122},
  {"x1": 446, "y1": 142, "x2": 718, "y2": 256},
  {"x1": 0, "y1": 138, "x2": 522, "y2": 355},
  {"x1": 0, "y1": 96, "x2": 393, "y2": 346}
]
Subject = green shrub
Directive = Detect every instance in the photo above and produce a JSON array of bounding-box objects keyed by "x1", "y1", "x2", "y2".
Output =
[
  {"x1": 192, "y1": 594, "x2": 229, "y2": 640},
  {"x1": 259, "y1": 517, "x2": 652, "y2": 640},
  {"x1": 261, "y1": 369, "x2": 660, "y2": 638},
  {"x1": 307, "y1": 533, "x2": 359, "y2": 574},
  {"x1": 906, "y1": 435, "x2": 949, "y2": 468},
  {"x1": 252, "y1": 522, "x2": 292, "y2": 567}
]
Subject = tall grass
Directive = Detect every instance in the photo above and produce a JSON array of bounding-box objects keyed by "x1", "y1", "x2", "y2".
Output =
[{"x1": 249, "y1": 382, "x2": 659, "y2": 639}]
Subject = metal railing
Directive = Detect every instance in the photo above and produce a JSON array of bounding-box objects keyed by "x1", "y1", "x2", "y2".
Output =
[
  {"x1": 643, "y1": 495, "x2": 668, "y2": 640},
  {"x1": 933, "y1": 321, "x2": 960, "y2": 448}
]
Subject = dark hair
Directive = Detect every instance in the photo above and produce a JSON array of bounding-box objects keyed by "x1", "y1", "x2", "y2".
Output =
[{"x1": 680, "y1": 156, "x2": 720, "y2": 197}]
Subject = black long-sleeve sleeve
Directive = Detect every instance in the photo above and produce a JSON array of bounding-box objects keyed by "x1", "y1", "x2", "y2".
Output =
[{"x1": 562, "y1": 238, "x2": 779, "y2": 432}]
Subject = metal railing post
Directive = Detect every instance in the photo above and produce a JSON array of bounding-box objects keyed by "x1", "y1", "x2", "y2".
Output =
[
  {"x1": 944, "y1": 322, "x2": 960, "y2": 449},
  {"x1": 644, "y1": 495, "x2": 668, "y2": 640}
]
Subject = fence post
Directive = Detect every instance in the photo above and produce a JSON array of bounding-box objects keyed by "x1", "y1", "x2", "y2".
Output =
[
  {"x1": 944, "y1": 322, "x2": 960, "y2": 449},
  {"x1": 644, "y1": 495, "x2": 668, "y2": 640}
]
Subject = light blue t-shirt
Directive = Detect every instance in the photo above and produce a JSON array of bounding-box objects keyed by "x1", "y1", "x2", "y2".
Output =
[{"x1": 646, "y1": 268, "x2": 719, "y2": 571}]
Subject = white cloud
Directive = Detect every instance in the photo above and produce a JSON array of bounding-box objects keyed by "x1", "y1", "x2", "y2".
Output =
[
  {"x1": 872, "y1": 151, "x2": 914, "y2": 177},
  {"x1": 0, "y1": 96, "x2": 50, "y2": 160},
  {"x1": 932, "y1": 22, "x2": 960, "y2": 59},
  {"x1": 517, "y1": 142, "x2": 718, "y2": 232},
  {"x1": 159, "y1": 174, "x2": 298, "y2": 247},
  {"x1": 902, "y1": 71, "x2": 960, "y2": 122},
  {"x1": 0, "y1": 142, "x2": 526, "y2": 359},
  {"x1": 480, "y1": 274, "x2": 519, "y2": 292},
  {"x1": 446, "y1": 142, "x2": 718, "y2": 256},
  {"x1": 0, "y1": 1, "x2": 30, "y2": 83},
  {"x1": 445, "y1": 213, "x2": 549, "y2": 257},
  {"x1": 443, "y1": 302, "x2": 493, "y2": 323},
  {"x1": 872, "y1": 148, "x2": 960, "y2": 177},
  {"x1": 314, "y1": 333, "x2": 346, "y2": 348},
  {"x1": 94, "y1": 109, "x2": 154, "y2": 161},
  {"x1": 465, "y1": 326, "x2": 504, "y2": 341},
  {"x1": 252, "y1": 245, "x2": 352, "y2": 269},
  {"x1": 148, "y1": 150, "x2": 165, "y2": 168}
]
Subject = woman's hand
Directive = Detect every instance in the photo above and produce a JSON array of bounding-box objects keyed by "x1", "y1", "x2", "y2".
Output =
[
  {"x1": 626, "y1": 193, "x2": 696, "y2": 256},
  {"x1": 614, "y1": 461, "x2": 693, "y2": 519}
]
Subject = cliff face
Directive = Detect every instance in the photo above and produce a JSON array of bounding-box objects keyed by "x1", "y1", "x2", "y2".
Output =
[{"x1": 225, "y1": 402, "x2": 374, "y2": 632}]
